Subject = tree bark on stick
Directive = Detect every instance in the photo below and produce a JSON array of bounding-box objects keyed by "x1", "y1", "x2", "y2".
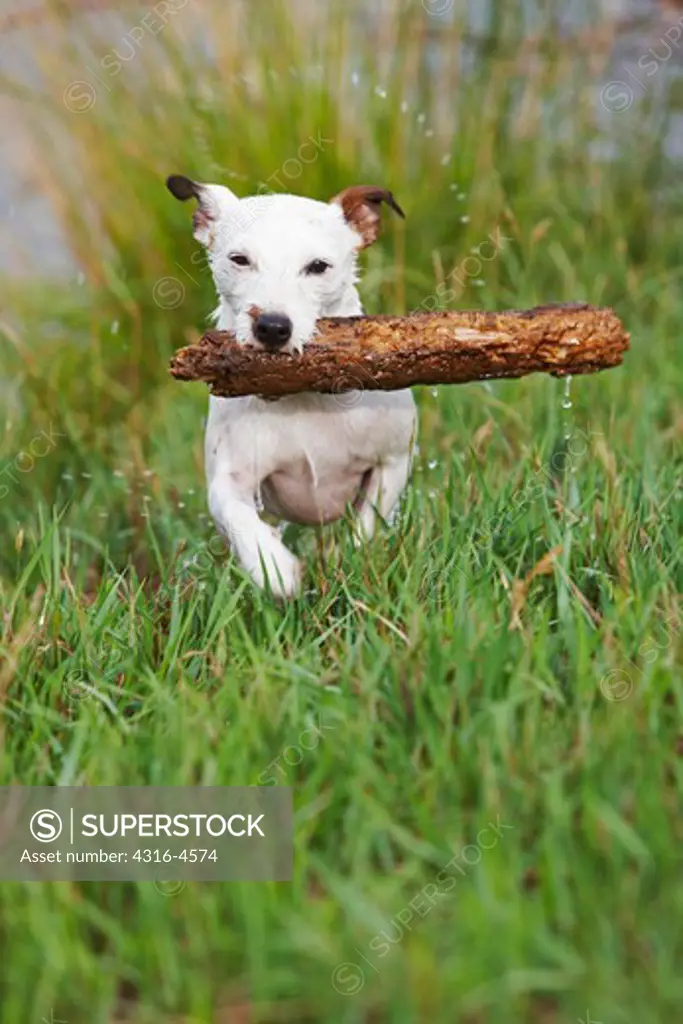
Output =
[{"x1": 169, "y1": 303, "x2": 629, "y2": 399}]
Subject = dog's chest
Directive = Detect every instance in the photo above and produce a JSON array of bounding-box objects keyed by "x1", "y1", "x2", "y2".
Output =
[
  {"x1": 207, "y1": 392, "x2": 414, "y2": 525},
  {"x1": 260, "y1": 459, "x2": 368, "y2": 524},
  {"x1": 254, "y1": 400, "x2": 378, "y2": 524}
]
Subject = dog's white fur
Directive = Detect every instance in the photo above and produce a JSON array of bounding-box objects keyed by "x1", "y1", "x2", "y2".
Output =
[{"x1": 169, "y1": 177, "x2": 417, "y2": 598}]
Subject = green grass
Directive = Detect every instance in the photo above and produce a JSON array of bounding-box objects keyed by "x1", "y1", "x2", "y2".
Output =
[{"x1": 1, "y1": 1, "x2": 682, "y2": 1021}]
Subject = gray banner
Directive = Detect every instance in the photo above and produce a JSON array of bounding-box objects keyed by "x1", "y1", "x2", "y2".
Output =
[{"x1": 0, "y1": 787, "x2": 292, "y2": 881}]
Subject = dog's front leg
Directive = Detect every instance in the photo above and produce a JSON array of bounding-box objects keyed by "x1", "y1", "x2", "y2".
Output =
[
  {"x1": 355, "y1": 452, "x2": 413, "y2": 543},
  {"x1": 208, "y1": 480, "x2": 302, "y2": 599}
]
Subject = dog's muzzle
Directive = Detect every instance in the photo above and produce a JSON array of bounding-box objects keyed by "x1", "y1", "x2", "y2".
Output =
[{"x1": 252, "y1": 313, "x2": 293, "y2": 350}]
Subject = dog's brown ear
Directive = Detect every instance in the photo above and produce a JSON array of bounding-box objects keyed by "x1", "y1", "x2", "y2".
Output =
[
  {"x1": 166, "y1": 174, "x2": 238, "y2": 247},
  {"x1": 166, "y1": 174, "x2": 200, "y2": 202},
  {"x1": 332, "y1": 185, "x2": 405, "y2": 248}
]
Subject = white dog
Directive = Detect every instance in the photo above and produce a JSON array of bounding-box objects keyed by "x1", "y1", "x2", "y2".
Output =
[{"x1": 167, "y1": 174, "x2": 417, "y2": 598}]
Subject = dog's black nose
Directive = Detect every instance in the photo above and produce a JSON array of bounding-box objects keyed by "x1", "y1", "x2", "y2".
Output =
[{"x1": 253, "y1": 313, "x2": 293, "y2": 349}]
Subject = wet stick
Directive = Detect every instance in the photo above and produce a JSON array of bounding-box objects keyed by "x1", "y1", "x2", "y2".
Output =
[{"x1": 169, "y1": 303, "x2": 629, "y2": 399}]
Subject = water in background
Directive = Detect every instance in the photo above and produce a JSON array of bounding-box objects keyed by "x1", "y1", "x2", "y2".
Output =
[{"x1": 0, "y1": 0, "x2": 679, "y2": 278}]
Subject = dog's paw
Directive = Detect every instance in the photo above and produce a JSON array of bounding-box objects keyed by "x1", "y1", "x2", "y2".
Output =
[
  {"x1": 353, "y1": 507, "x2": 378, "y2": 547},
  {"x1": 253, "y1": 552, "x2": 302, "y2": 600}
]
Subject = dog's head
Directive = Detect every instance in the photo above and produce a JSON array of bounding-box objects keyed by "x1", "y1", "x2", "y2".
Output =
[{"x1": 166, "y1": 175, "x2": 404, "y2": 353}]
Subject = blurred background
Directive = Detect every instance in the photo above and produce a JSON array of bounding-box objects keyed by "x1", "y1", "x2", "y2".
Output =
[
  {"x1": 1, "y1": 0, "x2": 682, "y2": 457},
  {"x1": 0, "y1": 1, "x2": 682, "y2": 1022}
]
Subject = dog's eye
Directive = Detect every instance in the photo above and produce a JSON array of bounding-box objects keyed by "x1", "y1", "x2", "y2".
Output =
[
  {"x1": 229, "y1": 253, "x2": 251, "y2": 267},
  {"x1": 304, "y1": 259, "x2": 331, "y2": 276}
]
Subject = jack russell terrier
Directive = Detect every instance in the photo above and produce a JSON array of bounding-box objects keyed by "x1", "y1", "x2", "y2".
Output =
[{"x1": 167, "y1": 174, "x2": 417, "y2": 599}]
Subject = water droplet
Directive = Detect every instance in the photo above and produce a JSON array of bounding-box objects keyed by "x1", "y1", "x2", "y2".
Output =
[
  {"x1": 562, "y1": 375, "x2": 573, "y2": 410},
  {"x1": 76, "y1": 272, "x2": 85, "y2": 286},
  {"x1": 457, "y1": 192, "x2": 467, "y2": 200},
  {"x1": 449, "y1": 183, "x2": 458, "y2": 191},
  {"x1": 417, "y1": 113, "x2": 426, "y2": 124},
  {"x1": 113, "y1": 470, "x2": 125, "y2": 478},
  {"x1": 81, "y1": 472, "x2": 92, "y2": 479},
  {"x1": 431, "y1": 388, "x2": 439, "y2": 398},
  {"x1": 401, "y1": 100, "x2": 409, "y2": 113},
  {"x1": 472, "y1": 279, "x2": 485, "y2": 287},
  {"x1": 425, "y1": 129, "x2": 434, "y2": 137},
  {"x1": 62, "y1": 472, "x2": 73, "y2": 481},
  {"x1": 351, "y1": 71, "x2": 360, "y2": 86},
  {"x1": 428, "y1": 460, "x2": 438, "y2": 470},
  {"x1": 178, "y1": 502, "x2": 186, "y2": 509},
  {"x1": 111, "y1": 320, "x2": 119, "y2": 335},
  {"x1": 460, "y1": 215, "x2": 470, "y2": 223},
  {"x1": 375, "y1": 86, "x2": 387, "y2": 99},
  {"x1": 441, "y1": 154, "x2": 451, "y2": 165}
]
